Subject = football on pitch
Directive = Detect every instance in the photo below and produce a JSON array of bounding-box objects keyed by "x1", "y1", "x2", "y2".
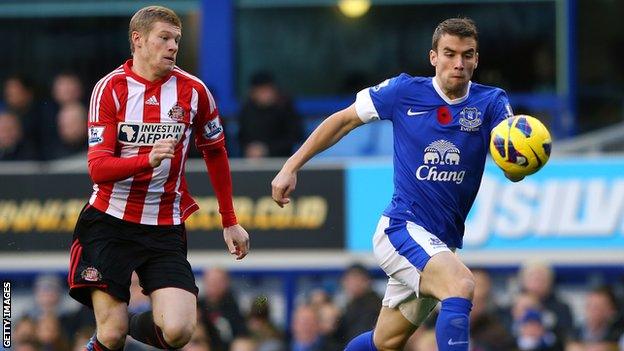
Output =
[{"x1": 489, "y1": 115, "x2": 552, "y2": 177}]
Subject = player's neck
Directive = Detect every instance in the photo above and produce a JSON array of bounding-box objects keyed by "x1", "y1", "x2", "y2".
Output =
[
  {"x1": 131, "y1": 58, "x2": 166, "y2": 82},
  {"x1": 434, "y1": 76, "x2": 468, "y2": 100}
]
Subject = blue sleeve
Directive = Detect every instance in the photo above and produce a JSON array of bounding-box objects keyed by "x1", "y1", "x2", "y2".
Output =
[{"x1": 488, "y1": 89, "x2": 514, "y2": 131}]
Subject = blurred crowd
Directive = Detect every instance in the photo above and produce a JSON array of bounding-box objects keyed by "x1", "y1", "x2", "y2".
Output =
[
  {"x1": 0, "y1": 71, "x2": 303, "y2": 162},
  {"x1": 9, "y1": 261, "x2": 624, "y2": 351}
]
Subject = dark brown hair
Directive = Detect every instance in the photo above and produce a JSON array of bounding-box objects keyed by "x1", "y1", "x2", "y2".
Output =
[
  {"x1": 129, "y1": 6, "x2": 182, "y2": 53},
  {"x1": 431, "y1": 17, "x2": 478, "y2": 51}
]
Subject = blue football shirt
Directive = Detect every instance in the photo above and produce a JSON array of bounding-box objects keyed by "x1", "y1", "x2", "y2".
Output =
[{"x1": 354, "y1": 74, "x2": 513, "y2": 248}]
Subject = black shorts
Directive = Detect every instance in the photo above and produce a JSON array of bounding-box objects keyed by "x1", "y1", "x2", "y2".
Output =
[{"x1": 68, "y1": 205, "x2": 198, "y2": 307}]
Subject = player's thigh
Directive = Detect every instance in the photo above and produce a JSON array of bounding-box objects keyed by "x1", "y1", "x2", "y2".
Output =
[
  {"x1": 150, "y1": 287, "x2": 197, "y2": 329},
  {"x1": 91, "y1": 289, "x2": 129, "y2": 333},
  {"x1": 373, "y1": 216, "x2": 450, "y2": 300},
  {"x1": 419, "y1": 251, "x2": 474, "y2": 300},
  {"x1": 134, "y1": 224, "x2": 198, "y2": 300},
  {"x1": 69, "y1": 206, "x2": 146, "y2": 307}
]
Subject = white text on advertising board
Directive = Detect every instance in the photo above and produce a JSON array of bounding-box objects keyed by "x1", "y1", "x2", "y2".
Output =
[{"x1": 464, "y1": 176, "x2": 624, "y2": 246}]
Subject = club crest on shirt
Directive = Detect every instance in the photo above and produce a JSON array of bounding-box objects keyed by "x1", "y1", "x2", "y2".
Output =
[
  {"x1": 81, "y1": 267, "x2": 102, "y2": 282},
  {"x1": 168, "y1": 103, "x2": 186, "y2": 121},
  {"x1": 459, "y1": 107, "x2": 482, "y2": 132}
]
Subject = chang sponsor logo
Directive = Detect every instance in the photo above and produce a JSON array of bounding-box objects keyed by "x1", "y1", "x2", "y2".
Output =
[
  {"x1": 416, "y1": 140, "x2": 465, "y2": 184},
  {"x1": 117, "y1": 122, "x2": 185, "y2": 145}
]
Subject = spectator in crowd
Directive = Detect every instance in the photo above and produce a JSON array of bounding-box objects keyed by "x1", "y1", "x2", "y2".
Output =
[
  {"x1": 0, "y1": 110, "x2": 36, "y2": 160},
  {"x1": 2, "y1": 75, "x2": 44, "y2": 159},
  {"x1": 569, "y1": 286, "x2": 624, "y2": 346},
  {"x1": 14, "y1": 316, "x2": 38, "y2": 346},
  {"x1": 45, "y1": 102, "x2": 88, "y2": 159},
  {"x1": 237, "y1": 71, "x2": 303, "y2": 158},
  {"x1": 246, "y1": 295, "x2": 285, "y2": 351},
  {"x1": 307, "y1": 288, "x2": 332, "y2": 310},
  {"x1": 230, "y1": 336, "x2": 258, "y2": 351},
  {"x1": 26, "y1": 274, "x2": 65, "y2": 319},
  {"x1": 36, "y1": 313, "x2": 71, "y2": 351},
  {"x1": 519, "y1": 261, "x2": 574, "y2": 339},
  {"x1": 317, "y1": 302, "x2": 343, "y2": 348},
  {"x1": 13, "y1": 339, "x2": 42, "y2": 351},
  {"x1": 336, "y1": 263, "x2": 382, "y2": 343},
  {"x1": 503, "y1": 291, "x2": 543, "y2": 338},
  {"x1": 199, "y1": 267, "x2": 248, "y2": 350},
  {"x1": 41, "y1": 72, "x2": 87, "y2": 160},
  {"x1": 290, "y1": 304, "x2": 340, "y2": 351},
  {"x1": 515, "y1": 309, "x2": 563, "y2": 351},
  {"x1": 470, "y1": 269, "x2": 516, "y2": 351},
  {"x1": 51, "y1": 72, "x2": 84, "y2": 106}
]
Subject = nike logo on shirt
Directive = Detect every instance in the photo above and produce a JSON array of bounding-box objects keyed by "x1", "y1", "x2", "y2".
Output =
[{"x1": 407, "y1": 108, "x2": 428, "y2": 116}]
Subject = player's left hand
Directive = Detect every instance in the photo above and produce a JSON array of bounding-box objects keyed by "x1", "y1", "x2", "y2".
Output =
[{"x1": 223, "y1": 224, "x2": 250, "y2": 260}]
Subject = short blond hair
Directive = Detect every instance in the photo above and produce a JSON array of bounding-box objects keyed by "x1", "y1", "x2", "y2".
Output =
[{"x1": 128, "y1": 6, "x2": 182, "y2": 53}]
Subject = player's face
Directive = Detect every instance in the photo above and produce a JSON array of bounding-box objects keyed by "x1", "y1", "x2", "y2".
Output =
[
  {"x1": 135, "y1": 21, "x2": 181, "y2": 78},
  {"x1": 430, "y1": 34, "x2": 478, "y2": 97}
]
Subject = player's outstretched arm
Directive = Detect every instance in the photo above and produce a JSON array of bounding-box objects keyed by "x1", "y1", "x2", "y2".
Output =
[
  {"x1": 271, "y1": 104, "x2": 363, "y2": 207},
  {"x1": 223, "y1": 224, "x2": 250, "y2": 260}
]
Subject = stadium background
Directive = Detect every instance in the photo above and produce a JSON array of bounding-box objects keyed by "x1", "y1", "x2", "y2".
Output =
[{"x1": 1, "y1": 0, "x2": 623, "y2": 350}]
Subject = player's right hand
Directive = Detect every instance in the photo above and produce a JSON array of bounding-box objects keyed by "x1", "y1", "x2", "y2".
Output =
[
  {"x1": 271, "y1": 169, "x2": 297, "y2": 208},
  {"x1": 223, "y1": 224, "x2": 250, "y2": 260},
  {"x1": 149, "y1": 138, "x2": 177, "y2": 167}
]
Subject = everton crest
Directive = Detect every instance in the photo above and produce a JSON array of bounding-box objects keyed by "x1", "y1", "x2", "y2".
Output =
[{"x1": 459, "y1": 107, "x2": 482, "y2": 132}]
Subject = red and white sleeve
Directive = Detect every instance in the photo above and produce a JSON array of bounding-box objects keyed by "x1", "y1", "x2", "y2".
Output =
[
  {"x1": 194, "y1": 84, "x2": 237, "y2": 227},
  {"x1": 87, "y1": 79, "x2": 151, "y2": 184}
]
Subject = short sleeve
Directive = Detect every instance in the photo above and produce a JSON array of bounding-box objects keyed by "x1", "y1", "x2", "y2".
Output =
[
  {"x1": 354, "y1": 74, "x2": 407, "y2": 123},
  {"x1": 489, "y1": 89, "x2": 514, "y2": 131},
  {"x1": 194, "y1": 84, "x2": 225, "y2": 151}
]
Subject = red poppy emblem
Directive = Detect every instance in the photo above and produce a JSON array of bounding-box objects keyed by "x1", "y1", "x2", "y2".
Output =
[{"x1": 437, "y1": 106, "x2": 452, "y2": 125}]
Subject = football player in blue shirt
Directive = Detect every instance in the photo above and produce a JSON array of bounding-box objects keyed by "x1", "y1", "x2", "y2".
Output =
[{"x1": 272, "y1": 17, "x2": 518, "y2": 351}]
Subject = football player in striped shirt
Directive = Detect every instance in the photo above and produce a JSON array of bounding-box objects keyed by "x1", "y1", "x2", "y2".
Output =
[{"x1": 68, "y1": 6, "x2": 250, "y2": 351}]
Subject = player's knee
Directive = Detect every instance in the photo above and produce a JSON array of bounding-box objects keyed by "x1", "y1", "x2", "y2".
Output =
[
  {"x1": 97, "y1": 324, "x2": 128, "y2": 349},
  {"x1": 373, "y1": 330, "x2": 408, "y2": 351},
  {"x1": 450, "y1": 274, "x2": 475, "y2": 300},
  {"x1": 162, "y1": 318, "x2": 196, "y2": 347}
]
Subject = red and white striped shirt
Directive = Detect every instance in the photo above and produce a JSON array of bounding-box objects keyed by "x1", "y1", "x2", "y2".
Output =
[{"x1": 87, "y1": 59, "x2": 235, "y2": 226}]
